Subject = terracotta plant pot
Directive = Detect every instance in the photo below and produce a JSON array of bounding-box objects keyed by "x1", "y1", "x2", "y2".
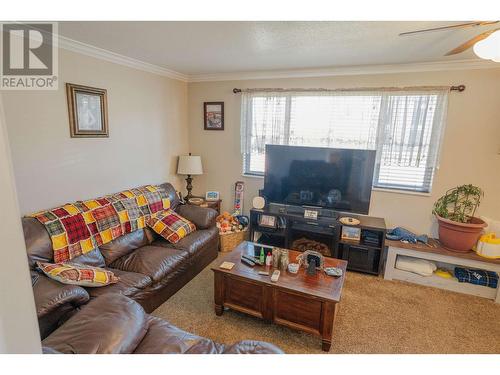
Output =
[{"x1": 436, "y1": 215, "x2": 487, "y2": 252}]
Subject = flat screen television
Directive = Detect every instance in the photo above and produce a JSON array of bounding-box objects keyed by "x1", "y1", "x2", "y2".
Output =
[{"x1": 263, "y1": 145, "x2": 376, "y2": 214}]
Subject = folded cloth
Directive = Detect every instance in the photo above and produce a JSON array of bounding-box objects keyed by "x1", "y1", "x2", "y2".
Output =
[
  {"x1": 386, "y1": 227, "x2": 429, "y2": 244},
  {"x1": 454, "y1": 267, "x2": 498, "y2": 289},
  {"x1": 395, "y1": 255, "x2": 437, "y2": 276}
]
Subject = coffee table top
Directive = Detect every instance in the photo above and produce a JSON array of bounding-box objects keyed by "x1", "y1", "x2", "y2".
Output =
[{"x1": 211, "y1": 241, "x2": 347, "y2": 302}]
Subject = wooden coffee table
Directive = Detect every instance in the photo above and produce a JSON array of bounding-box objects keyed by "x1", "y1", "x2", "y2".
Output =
[{"x1": 211, "y1": 241, "x2": 347, "y2": 351}]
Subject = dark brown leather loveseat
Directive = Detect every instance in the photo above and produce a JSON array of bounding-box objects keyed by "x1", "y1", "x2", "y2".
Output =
[
  {"x1": 42, "y1": 294, "x2": 282, "y2": 354},
  {"x1": 24, "y1": 182, "x2": 283, "y2": 354}
]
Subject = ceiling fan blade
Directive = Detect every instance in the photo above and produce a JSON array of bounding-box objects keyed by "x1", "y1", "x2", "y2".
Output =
[
  {"x1": 445, "y1": 28, "x2": 499, "y2": 55},
  {"x1": 399, "y1": 21, "x2": 498, "y2": 36}
]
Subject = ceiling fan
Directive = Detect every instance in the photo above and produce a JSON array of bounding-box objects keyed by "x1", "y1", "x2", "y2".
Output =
[{"x1": 399, "y1": 21, "x2": 499, "y2": 58}]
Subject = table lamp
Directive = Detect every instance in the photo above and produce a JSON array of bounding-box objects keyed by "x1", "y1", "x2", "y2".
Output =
[{"x1": 177, "y1": 153, "x2": 203, "y2": 200}]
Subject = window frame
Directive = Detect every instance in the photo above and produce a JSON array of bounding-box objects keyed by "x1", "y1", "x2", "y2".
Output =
[{"x1": 241, "y1": 90, "x2": 447, "y2": 194}]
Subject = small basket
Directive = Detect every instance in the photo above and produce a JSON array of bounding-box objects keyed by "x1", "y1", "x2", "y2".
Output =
[{"x1": 219, "y1": 229, "x2": 249, "y2": 252}]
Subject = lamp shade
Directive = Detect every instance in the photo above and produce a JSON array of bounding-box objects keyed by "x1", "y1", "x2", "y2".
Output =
[{"x1": 177, "y1": 155, "x2": 203, "y2": 175}]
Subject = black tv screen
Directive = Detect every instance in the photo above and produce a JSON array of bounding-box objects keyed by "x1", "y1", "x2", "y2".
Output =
[{"x1": 263, "y1": 145, "x2": 376, "y2": 214}]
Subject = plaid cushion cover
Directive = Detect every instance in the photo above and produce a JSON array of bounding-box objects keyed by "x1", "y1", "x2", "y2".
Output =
[
  {"x1": 36, "y1": 261, "x2": 119, "y2": 287},
  {"x1": 30, "y1": 185, "x2": 170, "y2": 263},
  {"x1": 454, "y1": 267, "x2": 498, "y2": 289},
  {"x1": 147, "y1": 209, "x2": 196, "y2": 244}
]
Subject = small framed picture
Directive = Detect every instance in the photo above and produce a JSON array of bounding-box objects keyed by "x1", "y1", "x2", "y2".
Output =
[
  {"x1": 66, "y1": 83, "x2": 109, "y2": 138},
  {"x1": 205, "y1": 191, "x2": 220, "y2": 201},
  {"x1": 258, "y1": 214, "x2": 277, "y2": 228},
  {"x1": 341, "y1": 226, "x2": 361, "y2": 242},
  {"x1": 204, "y1": 102, "x2": 224, "y2": 130}
]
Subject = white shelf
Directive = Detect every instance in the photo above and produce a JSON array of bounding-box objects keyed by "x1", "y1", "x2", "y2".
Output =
[
  {"x1": 385, "y1": 245, "x2": 500, "y2": 303},
  {"x1": 391, "y1": 268, "x2": 497, "y2": 300}
]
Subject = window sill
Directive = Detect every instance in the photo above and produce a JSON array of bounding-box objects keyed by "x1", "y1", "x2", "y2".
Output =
[
  {"x1": 372, "y1": 187, "x2": 431, "y2": 197},
  {"x1": 242, "y1": 173, "x2": 264, "y2": 179}
]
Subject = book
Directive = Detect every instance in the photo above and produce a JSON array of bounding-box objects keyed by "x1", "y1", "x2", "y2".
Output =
[{"x1": 219, "y1": 261, "x2": 235, "y2": 270}]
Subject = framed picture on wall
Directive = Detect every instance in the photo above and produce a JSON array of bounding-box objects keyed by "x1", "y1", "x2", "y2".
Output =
[
  {"x1": 204, "y1": 101, "x2": 224, "y2": 130},
  {"x1": 66, "y1": 83, "x2": 109, "y2": 138}
]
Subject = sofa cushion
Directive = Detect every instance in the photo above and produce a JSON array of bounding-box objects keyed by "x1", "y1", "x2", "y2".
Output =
[
  {"x1": 147, "y1": 209, "x2": 196, "y2": 244},
  {"x1": 70, "y1": 247, "x2": 106, "y2": 268},
  {"x1": 99, "y1": 229, "x2": 151, "y2": 265},
  {"x1": 86, "y1": 268, "x2": 152, "y2": 299},
  {"x1": 22, "y1": 217, "x2": 54, "y2": 268},
  {"x1": 176, "y1": 205, "x2": 217, "y2": 229},
  {"x1": 110, "y1": 245, "x2": 189, "y2": 282},
  {"x1": 42, "y1": 294, "x2": 148, "y2": 354},
  {"x1": 133, "y1": 316, "x2": 223, "y2": 354},
  {"x1": 157, "y1": 182, "x2": 181, "y2": 210},
  {"x1": 152, "y1": 227, "x2": 218, "y2": 258},
  {"x1": 37, "y1": 261, "x2": 119, "y2": 287}
]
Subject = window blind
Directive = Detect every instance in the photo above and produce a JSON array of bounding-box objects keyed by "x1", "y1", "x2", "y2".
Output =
[{"x1": 241, "y1": 89, "x2": 448, "y2": 193}]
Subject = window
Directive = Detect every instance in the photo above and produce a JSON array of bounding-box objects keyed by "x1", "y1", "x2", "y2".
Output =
[{"x1": 241, "y1": 89, "x2": 448, "y2": 193}]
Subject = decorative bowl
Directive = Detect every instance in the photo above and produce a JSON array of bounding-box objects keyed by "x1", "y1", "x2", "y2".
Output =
[{"x1": 188, "y1": 197, "x2": 204, "y2": 205}]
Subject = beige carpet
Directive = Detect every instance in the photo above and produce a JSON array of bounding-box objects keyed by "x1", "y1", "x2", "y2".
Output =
[{"x1": 153, "y1": 255, "x2": 500, "y2": 354}]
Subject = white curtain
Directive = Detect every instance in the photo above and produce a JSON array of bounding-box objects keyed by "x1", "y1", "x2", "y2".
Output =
[
  {"x1": 240, "y1": 88, "x2": 448, "y2": 192},
  {"x1": 373, "y1": 90, "x2": 448, "y2": 191}
]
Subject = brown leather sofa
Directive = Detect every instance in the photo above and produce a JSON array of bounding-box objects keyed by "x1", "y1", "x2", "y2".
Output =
[
  {"x1": 25, "y1": 182, "x2": 283, "y2": 354},
  {"x1": 24, "y1": 183, "x2": 219, "y2": 337},
  {"x1": 42, "y1": 294, "x2": 283, "y2": 354}
]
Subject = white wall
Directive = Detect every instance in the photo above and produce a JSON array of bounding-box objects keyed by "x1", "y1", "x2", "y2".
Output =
[
  {"x1": 2, "y1": 48, "x2": 189, "y2": 214},
  {"x1": 187, "y1": 68, "x2": 500, "y2": 235},
  {"x1": 0, "y1": 94, "x2": 41, "y2": 354}
]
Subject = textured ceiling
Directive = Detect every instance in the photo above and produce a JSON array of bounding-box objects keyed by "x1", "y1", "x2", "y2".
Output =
[{"x1": 58, "y1": 21, "x2": 497, "y2": 75}]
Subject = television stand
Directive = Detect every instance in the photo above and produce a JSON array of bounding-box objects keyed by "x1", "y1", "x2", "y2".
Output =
[{"x1": 250, "y1": 206, "x2": 386, "y2": 275}]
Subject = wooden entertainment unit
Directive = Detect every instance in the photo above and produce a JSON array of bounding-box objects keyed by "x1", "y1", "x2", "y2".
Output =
[{"x1": 249, "y1": 204, "x2": 386, "y2": 275}]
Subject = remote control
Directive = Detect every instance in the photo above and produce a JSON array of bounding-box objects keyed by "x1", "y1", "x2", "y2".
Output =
[
  {"x1": 241, "y1": 257, "x2": 255, "y2": 267},
  {"x1": 242, "y1": 254, "x2": 257, "y2": 263},
  {"x1": 324, "y1": 267, "x2": 343, "y2": 277},
  {"x1": 258, "y1": 271, "x2": 269, "y2": 276},
  {"x1": 271, "y1": 270, "x2": 280, "y2": 282}
]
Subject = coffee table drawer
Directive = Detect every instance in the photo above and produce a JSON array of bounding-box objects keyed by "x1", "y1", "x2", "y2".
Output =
[
  {"x1": 224, "y1": 277, "x2": 264, "y2": 318},
  {"x1": 274, "y1": 290, "x2": 322, "y2": 334}
]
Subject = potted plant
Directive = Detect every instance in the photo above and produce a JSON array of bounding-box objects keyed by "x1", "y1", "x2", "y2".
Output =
[{"x1": 433, "y1": 184, "x2": 487, "y2": 252}]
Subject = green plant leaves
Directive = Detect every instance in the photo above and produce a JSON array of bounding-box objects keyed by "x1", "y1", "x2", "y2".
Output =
[{"x1": 432, "y1": 184, "x2": 483, "y2": 223}]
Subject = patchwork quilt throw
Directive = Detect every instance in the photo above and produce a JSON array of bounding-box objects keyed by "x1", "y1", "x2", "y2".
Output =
[{"x1": 30, "y1": 185, "x2": 170, "y2": 263}]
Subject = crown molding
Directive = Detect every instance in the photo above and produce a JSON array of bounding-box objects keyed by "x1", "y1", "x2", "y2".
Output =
[
  {"x1": 187, "y1": 59, "x2": 499, "y2": 82},
  {"x1": 56, "y1": 35, "x2": 498, "y2": 83},
  {"x1": 58, "y1": 35, "x2": 189, "y2": 82}
]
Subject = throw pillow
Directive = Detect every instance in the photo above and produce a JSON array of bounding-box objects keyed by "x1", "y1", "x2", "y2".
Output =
[
  {"x1": 147, "y1": 209, "x2": 196, "y2": 243},
  {"x1": 37, "y1": 261, "x2": 119, "y2": 287}
]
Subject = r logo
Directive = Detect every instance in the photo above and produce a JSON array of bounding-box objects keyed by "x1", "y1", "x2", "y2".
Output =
[{"x1": 2, "y1": 23, "x2": 53, "y2": 76}]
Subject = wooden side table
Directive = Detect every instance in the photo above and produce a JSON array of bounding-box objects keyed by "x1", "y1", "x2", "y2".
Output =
[{"x1": 188, "y1": 197, "x2": 222, "y2": 214}]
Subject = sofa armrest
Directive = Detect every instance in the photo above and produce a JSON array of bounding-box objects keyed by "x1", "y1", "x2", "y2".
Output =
[
  {"x1": 33, "y1": 273, "x2": 90, "y2": 339},
  {"x1": 42, "y1": 294, "x2": 148, "y2": 354},
  {"x1": 176, "y1": 205, "x2": 217, "y2": 229}
]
